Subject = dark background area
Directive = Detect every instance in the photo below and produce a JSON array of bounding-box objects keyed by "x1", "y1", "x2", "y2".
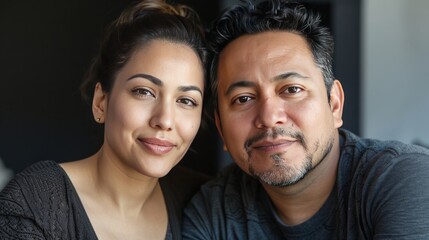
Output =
[{"x1": 0, "y1": 0, "x2": 360, "y2": 177}]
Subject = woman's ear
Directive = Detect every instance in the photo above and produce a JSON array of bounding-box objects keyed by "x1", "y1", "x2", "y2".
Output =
[
  {"x1": 92, "y1": 82, "x2": 107, "y2": 123},
  {"x1": 330, "y1": 80, "x2": 345, "y2": 128}
]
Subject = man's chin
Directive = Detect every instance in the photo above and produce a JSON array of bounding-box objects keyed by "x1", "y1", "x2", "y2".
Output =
[{"x1": 249, "y1": 164, "x2": 309, "y2": 187}]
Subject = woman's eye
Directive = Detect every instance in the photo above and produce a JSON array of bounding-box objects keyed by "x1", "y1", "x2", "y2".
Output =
[
  {"x1": 233, "y1": 96, "x2": 253, "y2": 105},
  {"x1": 177, "y1": 98, "x2": 197, "y2": 107},
  {"x1": 131, "y1": 88, "x2": 154, "y2": 97},
  {"x1": 285, "y1": 86, "x2": 303, "y2": 94}
]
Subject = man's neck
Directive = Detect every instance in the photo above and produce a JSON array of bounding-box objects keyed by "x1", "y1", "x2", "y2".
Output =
[{"x1": 262, "y1": 139, "x2": 340, "y2": 226}]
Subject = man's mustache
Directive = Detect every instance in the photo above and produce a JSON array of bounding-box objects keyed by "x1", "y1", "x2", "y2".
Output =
[{"x1": 244, "y1": 127, "x2": 307, "y2": 152}]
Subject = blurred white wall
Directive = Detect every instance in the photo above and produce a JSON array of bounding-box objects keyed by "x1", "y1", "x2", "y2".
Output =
[
  {"x1": 362, "y1": 0, "x2": 429, "y2": 146},
  {"x1": 0, "y1": 157, "x2": 13, "y2": 190}
]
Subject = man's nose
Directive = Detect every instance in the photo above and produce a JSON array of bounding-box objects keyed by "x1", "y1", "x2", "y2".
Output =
[{"x1": 254, "y1": 97, "x2": 287, "y2": 129}]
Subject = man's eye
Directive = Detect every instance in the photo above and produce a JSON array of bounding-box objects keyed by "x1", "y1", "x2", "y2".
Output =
[
  {"x1": 233, "y1": 96, "x2": 253, "y2": 104},
  {"x1": 285, "y1": 86, "x2": 302, "y2": 94}
]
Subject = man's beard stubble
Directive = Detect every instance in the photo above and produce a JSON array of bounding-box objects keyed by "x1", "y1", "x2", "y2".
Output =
[{"x1": 246, "y1": 127, "x2": 334, "y2": 187}]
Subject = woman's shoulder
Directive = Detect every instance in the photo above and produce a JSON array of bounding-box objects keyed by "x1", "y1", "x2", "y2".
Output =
[
  {"x1": 1, "y1": 160, "x2": 78, "y2": 215},
  {"x1": 0, "y1": 160, "x2": 68, "y2": 207},
  {"x1": 1, "y1": 160, "x2": 64, "y2": 192},
  {"x1": 0, "y1": 161, "x2": 64, "y2": 224},
  {"x1": 0, "y1": 161, "x2": 87, "y2": 239}
]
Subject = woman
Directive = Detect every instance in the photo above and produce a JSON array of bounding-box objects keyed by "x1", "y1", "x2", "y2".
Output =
[{"x1": 0, "y1": 0, "x2": 209, "y2": 239}]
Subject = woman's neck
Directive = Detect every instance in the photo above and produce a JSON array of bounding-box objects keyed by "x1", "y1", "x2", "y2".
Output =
[
  {"x1": 87, "y1": 148, "x2": 160, "y2": 214},
  {"x1": 61, "y1": 148, "x2": 168, "y2": 239}
]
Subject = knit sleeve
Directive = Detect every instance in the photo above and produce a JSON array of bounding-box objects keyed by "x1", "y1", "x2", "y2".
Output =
[
  {"x1": 0, "y1": 161, "x2": 76, "y2": 240},
  {"x1": 0, "y1": 177, "x2": 46, "y2": 239}
]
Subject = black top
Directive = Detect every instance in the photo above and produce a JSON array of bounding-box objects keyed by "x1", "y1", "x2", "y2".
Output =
[{"x1": 0, "y1": 160, "x2": 209, "y2": 240}]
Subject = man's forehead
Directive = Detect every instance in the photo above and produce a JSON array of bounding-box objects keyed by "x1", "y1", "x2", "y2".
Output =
[
  {"x1": 221, "y1": 31, "x2": 307, "y2": 53},
  {"x1": 217, "y1": 32, "x2": 312, "y2": 77}
]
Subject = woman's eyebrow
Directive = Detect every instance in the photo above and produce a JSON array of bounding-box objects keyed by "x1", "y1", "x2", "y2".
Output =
[
  {"x1": 128, "y1": 73, "x2": 202, "y2": 96},
  {"x1": 127, "y1": 73, "x2": 163, "y2": 86},
  {"x1": 178, "y1": 85, "x2": 203, "y2": 96}
]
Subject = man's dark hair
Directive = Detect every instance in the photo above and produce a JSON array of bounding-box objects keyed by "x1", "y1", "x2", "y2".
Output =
[{"x1": 207, "y1": 0, "x2": 334, "y2": 111}]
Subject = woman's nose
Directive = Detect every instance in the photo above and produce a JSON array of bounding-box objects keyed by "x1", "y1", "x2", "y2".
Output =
[{"x1": 149, "y1": 102, "x2": 174, "y2": 131}]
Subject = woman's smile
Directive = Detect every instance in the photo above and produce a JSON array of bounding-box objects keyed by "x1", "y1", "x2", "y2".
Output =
[{"x1": 138, "y1": 137, "x2": 176, "y2": 155}]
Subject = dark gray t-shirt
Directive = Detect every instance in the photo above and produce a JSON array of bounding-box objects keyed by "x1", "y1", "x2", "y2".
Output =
[{"x1": 183, "y1": 129, "x2": 429, "y2": 239}]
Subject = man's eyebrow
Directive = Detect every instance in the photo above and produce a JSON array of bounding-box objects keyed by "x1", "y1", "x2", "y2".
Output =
[
  {"x1": 224, "y1": 72, "x2": 308, "y2": 96},
  {"x1": 274, "y1": 72, "x2": 309, "y2": 81},
  {"x1": 178, "y1": 85, "x2": 203, "y2": 96},
  {"x1": 225, "y1": 81, "x2": 256, "y2": 96},
  {"x1": 127, "y1": 73, "x2": 163, "y2": 86}
]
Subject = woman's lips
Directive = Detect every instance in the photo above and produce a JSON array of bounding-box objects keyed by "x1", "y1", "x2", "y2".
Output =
[{"x1": 138, "y1": 138, "x2": 176, "y2": 155}]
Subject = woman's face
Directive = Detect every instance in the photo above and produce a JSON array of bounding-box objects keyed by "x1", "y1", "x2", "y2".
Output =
[{"x1": 94, "y1": 40, "x2": 204, "y2": 178}]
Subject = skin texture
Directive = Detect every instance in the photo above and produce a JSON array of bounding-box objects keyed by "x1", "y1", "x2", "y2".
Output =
[
  {"x1": 215, "y1": 31, "x2": 344, "y2": 225},
  {"x1": 61, "y1": 40, "x2": 204, "y2": 239}
]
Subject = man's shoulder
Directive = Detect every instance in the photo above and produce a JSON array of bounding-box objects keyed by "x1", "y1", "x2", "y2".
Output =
[
  {"x1": 191, "y1": 164, "x2": 264, "y2": 211},
  {"x1": 339, "y1": 129, "x2": 429, "y2": 194},
  {"x1": 340, "y1": 129, "x2": 429, "y2": 166},
  {"x1": 341, "y1": 129, "x2": 429, "y2": 154},
  {"x1": 339, "y1": 129, "x2": 429, "y2": 197},
  {"x1": 183, "y1": 164, "x2": 277, "y2": 239},
  {"x1": 200, "y1": 164, "x2": 255, "y2": 191}
]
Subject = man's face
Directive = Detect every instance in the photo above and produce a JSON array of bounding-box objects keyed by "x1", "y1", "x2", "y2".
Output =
[{"x1": 215, "y1": 31, "x2": 343, "y2": 187}]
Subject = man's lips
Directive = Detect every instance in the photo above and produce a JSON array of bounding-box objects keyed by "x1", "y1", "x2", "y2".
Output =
[
  {"x1": 138, "y1": 137, "x2": 176, "y2": 155},
  {"x1": 250, "y1": 140, "x2": 296, "y2": 152}
]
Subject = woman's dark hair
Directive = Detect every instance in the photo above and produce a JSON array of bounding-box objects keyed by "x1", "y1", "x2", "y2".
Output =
[
  {"x1": 81, "y1": 0, "x2": 207, "y2": 102},
  {"x1": 207, "y1": 0, "x2": 334, "y2": 111}
]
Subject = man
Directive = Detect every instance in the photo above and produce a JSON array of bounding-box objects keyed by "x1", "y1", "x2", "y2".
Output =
[{"x1": 183, "y1": 0, "x2": 429, "y2": 239}]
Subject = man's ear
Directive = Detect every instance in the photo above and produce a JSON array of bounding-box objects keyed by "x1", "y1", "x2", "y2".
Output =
[
  {"x1": 92, "y1": 82, "x2": 107, "y2": 123},
  {"x1": 330, "y1": 80, "x2": 344, "y2": 128},
  {"x1": 214, "y1": 111, "x2": 228, "y2": 151}
]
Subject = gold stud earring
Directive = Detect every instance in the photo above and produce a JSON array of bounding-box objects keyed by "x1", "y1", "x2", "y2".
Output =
[{"x1": 97, "y1": 117, "x2": 101, "y2": 122}]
